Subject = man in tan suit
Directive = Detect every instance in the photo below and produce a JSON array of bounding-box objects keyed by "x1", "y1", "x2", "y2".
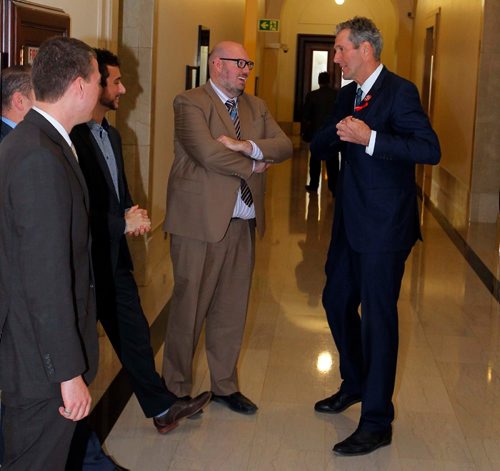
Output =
[{"x1": 163, "y1": 41, "x2": 292, "y2": 414}]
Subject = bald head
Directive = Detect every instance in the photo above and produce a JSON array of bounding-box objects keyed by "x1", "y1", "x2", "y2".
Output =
[{"x1": 209, "y1": 41, "x2": 252, "y2": 98}]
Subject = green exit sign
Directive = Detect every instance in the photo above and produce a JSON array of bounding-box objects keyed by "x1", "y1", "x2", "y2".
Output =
[{"x1": 258, "y1": 19, "x2": 280, "y2": 32}]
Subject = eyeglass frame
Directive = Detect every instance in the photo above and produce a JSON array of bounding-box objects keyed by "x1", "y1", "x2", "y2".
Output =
[{"x1": 219, "y1": 58, "x2": 255, "y2": 70}]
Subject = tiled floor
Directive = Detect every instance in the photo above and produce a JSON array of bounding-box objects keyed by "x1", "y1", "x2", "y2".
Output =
[{"x1": 99, "y1": 144, "x2": 499, "y2": 470}]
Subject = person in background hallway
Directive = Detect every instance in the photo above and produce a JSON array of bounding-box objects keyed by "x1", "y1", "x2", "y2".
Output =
[
  {"x1": 0, "y1": 64, "x2": 34, "y2": 466},
  {"x1": 1, "y1": 65, "x2": 33, "y2": 140},
  {"x1": 162, "y1": 41, "x2": 292, "y2": 415},
  {"x1": 311, "y1": 17, "x2": 440, "y2": 456},
  {"x1": 302, "y1": 71, "x2": 339, "y2": 194},
  {"x1": 0, "y1": 37, "x2": 101, "y2": 471},
  {"x1": 69, "y1": 49, "x2": 211, "y2": 470}
]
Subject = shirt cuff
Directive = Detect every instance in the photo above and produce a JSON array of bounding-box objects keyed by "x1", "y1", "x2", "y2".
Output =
[
  {"x1": 249, "y1": 140, "x2": 264, "y2": 160},
  {"x1": 366, "y1": 130, "x2": 377, "y2": 156}
]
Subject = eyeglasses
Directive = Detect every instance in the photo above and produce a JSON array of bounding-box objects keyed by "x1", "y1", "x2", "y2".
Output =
[{"x1": 219, "y1": 58, "x2": 255, "y2": 70}]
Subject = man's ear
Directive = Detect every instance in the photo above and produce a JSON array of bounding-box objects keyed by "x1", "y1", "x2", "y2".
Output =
[{"x1": 12, "y1": 91, "x2": 25, "y2": 111}]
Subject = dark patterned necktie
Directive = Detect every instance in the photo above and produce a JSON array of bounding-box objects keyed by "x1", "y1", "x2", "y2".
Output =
[
  {"x1": 355, "y1": 87, "x2": 363, "y2": 108},
  {"x1": 225, "y1": 99, "x2": 253, "y2": 206}
]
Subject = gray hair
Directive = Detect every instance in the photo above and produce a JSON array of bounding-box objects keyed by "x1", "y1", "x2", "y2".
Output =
[
  {"x1": 1, "y1": 65, "x2": 32, "y2": 111},
  {"x1": 336, "y1": 17, "x2": 383, "y2": 61}
]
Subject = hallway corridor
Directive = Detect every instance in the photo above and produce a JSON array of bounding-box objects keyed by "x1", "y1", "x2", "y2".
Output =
[{"x1": 95, "y1": 142, "x2": 499, "y2": 470}]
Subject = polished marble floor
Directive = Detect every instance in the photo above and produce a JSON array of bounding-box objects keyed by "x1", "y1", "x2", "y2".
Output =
[{"x1": 97, "y1": 143, "x2": 500, "y2": 470}]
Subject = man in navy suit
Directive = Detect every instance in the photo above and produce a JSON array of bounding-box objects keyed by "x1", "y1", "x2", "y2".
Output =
[{"x1": 311, "y1": 17, "x2": 440, "y2": 456}]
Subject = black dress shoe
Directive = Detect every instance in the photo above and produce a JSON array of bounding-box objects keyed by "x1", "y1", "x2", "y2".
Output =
[
  {"x1": 314, "y1": 390, "x2": 361, "y2": 414},
  {"x1": 153, "y1": 391, "x2": 211, "y2": 434},
  {"x1": 179, "y1": 395, "x2": 203, "y2": 419},
  {"x1": 333, "y1": 427, "x2": 392, "y2": 456},
  {"x1": 211, "y1": 391, "x2": 258, "y2": 415}
]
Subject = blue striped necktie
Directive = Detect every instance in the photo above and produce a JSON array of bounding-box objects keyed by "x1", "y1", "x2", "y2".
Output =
[{"x1": 225, "y1": 99, "x2": 253, "y2": 207}]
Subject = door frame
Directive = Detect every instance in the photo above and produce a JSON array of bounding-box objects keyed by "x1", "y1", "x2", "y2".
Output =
[{"x1": 294, "y1": 33, "x2": 341, "y2": 122}]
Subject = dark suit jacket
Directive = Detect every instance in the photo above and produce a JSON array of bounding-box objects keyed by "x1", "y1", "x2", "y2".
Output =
[
  {"x1": 70, "y1": 121, "x2": 133, "y2": 287},
  {"x1": 0, "y1": 109, "x2": 98, "y2": 398},
  {"x1": 301, "y1": 85, "x2": 337, "y2": 142},
  {"x1": 0, "y1": 120, "x2": 14, "y2": 142},
  {"x1": 311, "y1": 67, "x2": 441, "y2": 253},
  {"x1": 164, "y1": 83, "x2": 292, "y2": 243}
]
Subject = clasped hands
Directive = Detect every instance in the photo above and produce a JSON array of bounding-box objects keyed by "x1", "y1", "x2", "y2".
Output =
[
  {"x1": 217, "y1": 135, "x2": 270, "y2": 174},
  {"x1": 336, "y1": 116, "x2": 371, "y2": 146},
  {"x1": 125, "y1": 204, "x2": 151, "y2": 236}
]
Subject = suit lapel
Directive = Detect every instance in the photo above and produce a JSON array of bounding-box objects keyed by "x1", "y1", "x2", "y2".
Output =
[
  {"x1": 25, "y1": 110, "x2": 90, "y2": 208},
  {"x1": 106, "y1": 125, "x2": 126, "y2": 202}
]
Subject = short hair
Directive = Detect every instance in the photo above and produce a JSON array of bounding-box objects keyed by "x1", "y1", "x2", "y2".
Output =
[
  {"x1": 318, "y1": 72, "x2": 330, "y2": 86},
  {"x1": 31, "y1": 36, "x2": 96, "y2": 103},
  {"x1": 336, "y1": 17, "x2": 383, "y2": 61},
  {"x1": 1, "y1": 65, "x2": 32, "y2": 110},
  {"x1": 93, "y1": 48, "x2": 120, "y2": 88}
]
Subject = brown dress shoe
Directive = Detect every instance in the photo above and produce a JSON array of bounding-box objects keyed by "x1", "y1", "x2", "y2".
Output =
[{"x1": 153, "y1": 391, "x2": 211, "y2": 434}]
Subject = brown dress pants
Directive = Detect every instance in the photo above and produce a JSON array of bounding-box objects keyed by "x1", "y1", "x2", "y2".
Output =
[{"x1": 163, "y1": 219, "x2": 255, "y2": 396}]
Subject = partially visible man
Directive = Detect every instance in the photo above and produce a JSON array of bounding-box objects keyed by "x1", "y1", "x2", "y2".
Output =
[
  {"x1": 0, "y1": 63, "x2": 33, "y2": 468},
  {"x1": 311, "y1": 17, "x2": 440, "y2": 456},
  {"x1": 163, "y1": 41, "x2": 292, "y2": 414},
  {"x1": 301, "y1": 71, "x2": 339, "y2": 194},
  {"x1": 0, "y1": 37, "x2": 101, "y2": 470},
  {"x1": 69, "y1": 49, "x2": 210, "y2": 469},
  {"x1": 1, "y1": 65, "x2": 33, "y2": 140}
]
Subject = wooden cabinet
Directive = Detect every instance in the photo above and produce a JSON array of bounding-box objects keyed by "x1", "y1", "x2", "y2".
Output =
[{"x1": 1, "y1": 0, "x2": 69, "y2": 68}]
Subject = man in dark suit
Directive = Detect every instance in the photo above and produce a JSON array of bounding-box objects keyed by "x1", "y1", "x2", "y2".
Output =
[
  {"x1": 69, "y1": 49, "x2": 210, "y2": 469},
  {"x1": 311, "y1": 17, "x2": 440, "y2": 456},
  {"x1": 0, "y1": 37, "x2": 102, "y2": 471},
  {"x1": 0, "y1": 65, "x2": 33, "y2": 141},
  {"x1": 163, "y1": 41, "x2": 292, "y2": 414},
  {"x1": 302, "y1": 71, "x2": 339, "y2": 194}
]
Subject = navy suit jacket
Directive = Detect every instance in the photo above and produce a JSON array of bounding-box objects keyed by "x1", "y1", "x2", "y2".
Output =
[{"x1": 311, "y1": 67, "x2": 440, "y2": 253}]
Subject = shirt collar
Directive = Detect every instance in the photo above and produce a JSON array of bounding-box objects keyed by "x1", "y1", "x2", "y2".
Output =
[
  {"x1": 359, "y1": 63, "x2": 383, "y2": 97},
  {"x1": 32, "y1": 106, "x2": 73, "y2": 148},
  {"x1": 1, "y1": 116, "x2": 17, "y2": 129},
  {"x1": 210, "y1": 79, "x2": 238, "y2": 105},
  {"x1": 87, "y1": 117, "x2": 110, "y2": 132}
]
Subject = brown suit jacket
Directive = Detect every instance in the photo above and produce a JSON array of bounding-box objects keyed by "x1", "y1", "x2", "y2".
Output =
[{"x1": 164, "y1": 83, "x2": 292, "y2": 242}]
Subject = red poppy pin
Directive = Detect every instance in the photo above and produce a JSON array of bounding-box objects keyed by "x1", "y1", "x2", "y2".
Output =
[{"x1": 354, "y1": 94, "x2": 372, "y2": 112}]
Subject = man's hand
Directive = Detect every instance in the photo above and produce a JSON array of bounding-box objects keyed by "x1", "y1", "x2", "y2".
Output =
[
  {"x1": 217, "y1": 135, "x2": 253, "y2": 156},
  {"x1": 125, "y1": 204, "x2": 151, "y2": 236},
  {"x1": 253, "y1": 161, "x2": 270, "y2": 174},
  {"x1": 59, "y1": 375, "x2": 92, "y2": 421},
  {"x1": 336, "y1": 116, "x2": 371, "y2": 146}
]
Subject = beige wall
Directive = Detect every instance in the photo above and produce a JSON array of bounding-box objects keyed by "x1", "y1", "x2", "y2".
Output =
[
  {"x1": 470, "y1": 0, "x2": 499, "y2": 224},
  {"x1": 41, "y1": 0, "x2": 119, "y2": 49},
  {"x1": 412, "y1": 0, "x2": 484, "y2": 229}
]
